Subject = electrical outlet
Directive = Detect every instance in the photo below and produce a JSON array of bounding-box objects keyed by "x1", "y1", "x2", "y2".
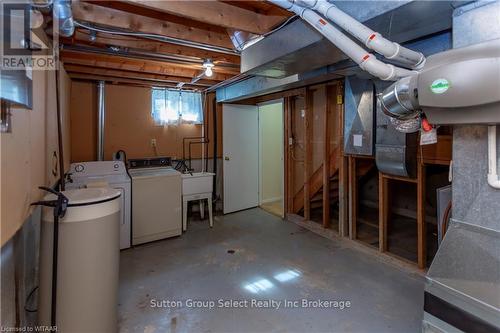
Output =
[{"x1": 151, "y1": 138, "x2": 157, "y2": 147}]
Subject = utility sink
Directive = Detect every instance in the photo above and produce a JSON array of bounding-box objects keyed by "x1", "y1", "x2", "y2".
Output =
[{"x1": 181, "y1": 172, "x2": 215, "y2": 195}]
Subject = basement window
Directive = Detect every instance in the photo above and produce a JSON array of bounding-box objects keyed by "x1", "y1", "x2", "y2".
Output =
[{"x1": 151, "y1": 88, "x2": 203, "y2": 125}]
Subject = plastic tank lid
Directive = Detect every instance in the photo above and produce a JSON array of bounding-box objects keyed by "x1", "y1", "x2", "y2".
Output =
[{"x1": 45, "y1": 188, "x2": 121, "y2": 206}]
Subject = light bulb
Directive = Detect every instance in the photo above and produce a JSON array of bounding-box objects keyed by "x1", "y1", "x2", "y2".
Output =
[{"x1": 205, "y1": 67, "x2": 213, "y2": 77}]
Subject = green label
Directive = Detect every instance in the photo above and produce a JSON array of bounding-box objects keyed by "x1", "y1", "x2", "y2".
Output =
[{"x1": 430, "y1": 78, "x2": 450, "y2": 94}]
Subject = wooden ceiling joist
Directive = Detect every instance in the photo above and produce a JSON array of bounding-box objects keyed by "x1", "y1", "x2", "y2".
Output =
[
  {"x1": 121, "y1": 0, "x2": 286, "y2": 34},
  {"x1": 60, "y1": 50, "x2": 233, "y2": 82},
  {"x1": 64, "y1": 64, "x2": 217, "y2": 86},
  {"x1": 72, "y1": 1, "x2": 234, "y2": 49},
  {"x1": 69, "y1": 72, "x2": 204, "y2": 90},
  {"x1": 65, "y1": 31, "x2": 240, "y2": 65}
]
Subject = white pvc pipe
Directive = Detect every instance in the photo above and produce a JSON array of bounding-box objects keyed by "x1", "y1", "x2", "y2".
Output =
[
  {"x1": 487, "y1": 125, "x2": 500, "y2": 189},
  {"x1": 291, "y1": 0, "x2": 425, "y2": 69},
  {"x1": 269, "y1": 0, "x2": 413, "y2": 81}
]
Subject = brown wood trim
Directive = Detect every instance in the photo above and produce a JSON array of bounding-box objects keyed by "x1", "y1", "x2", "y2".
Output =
[
  {"x1": 417, "y1": 161, "x2": 426, "y2": 269},
  {"x1": 303, "y1": 89, "x2": 313, "y2": 221}
]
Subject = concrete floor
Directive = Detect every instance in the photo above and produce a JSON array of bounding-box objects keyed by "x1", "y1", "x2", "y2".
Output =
[{"x1": 118, "y1": 208, "x2": 424, "y2": 333}]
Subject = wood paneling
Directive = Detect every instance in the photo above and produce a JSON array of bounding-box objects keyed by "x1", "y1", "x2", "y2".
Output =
[{"x1": 1, "y1": 68, "x2": 71, "y2": 246}]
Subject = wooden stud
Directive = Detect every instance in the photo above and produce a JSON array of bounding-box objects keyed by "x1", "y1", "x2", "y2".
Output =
[
  {"x1": 348, "y1": 156, "x2": 357, "y2": 240},
  {"x1": 336, "y1": 82, "x2": 349, "y2": 237},
  {"x1": 378, "y1": 172, "x2": 388, "y2": 252},
  {"x1": 323, "y1": 86, "x2": 332, "y2": 228},
  {"x1": 417, "y1": 161, "x2": 426, "y2": 269},
  {"x1": 303, "y1": 90, "x2": 313, "y2": 221}
]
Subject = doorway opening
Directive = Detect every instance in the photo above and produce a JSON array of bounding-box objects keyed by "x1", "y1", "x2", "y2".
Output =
[{"x1": 258, "y1": 100, "x2": 284, "y2": 217}]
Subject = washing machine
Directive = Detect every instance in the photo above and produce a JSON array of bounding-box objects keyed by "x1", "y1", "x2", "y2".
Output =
[
  {"x1": 128, "y1": 157, "x2": 182, "y2": 245},
  {"x1": 67, "y1": 161, "x2": 131, "y2": 249}
]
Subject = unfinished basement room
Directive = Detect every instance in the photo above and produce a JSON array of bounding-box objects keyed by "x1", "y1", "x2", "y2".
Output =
[{"x1": 1, "y1": 0, "x2": 499, "y2": 332}]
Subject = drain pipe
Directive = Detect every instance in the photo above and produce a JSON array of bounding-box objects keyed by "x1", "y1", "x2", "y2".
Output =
[
  {"x1": 290, "y1": 0, "x2": 425, "y2": 69},
  {"x1": 97, "y1": 81, "x2": 105, "y2": 161},
  {"x1": 269, "y1": 0, "x2": 414, "y2": 81},
  {"x1": 488, "y1": 125, "x2": 500, "y2": 189}
]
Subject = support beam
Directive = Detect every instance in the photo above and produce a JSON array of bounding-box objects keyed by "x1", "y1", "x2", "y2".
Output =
[
  {"x1": 68, "y1": 73, "x2": 203, "y2": 90},
  {"x1": 122, "y1": 0, "x2": 286, "y2": 34},
  {"x1": 60, "y1": 50, "x2": 233, "y2": 81},
  {"x1": 72, "y1": 1, "x2": 234, "y2": 49},
  {"x1": 65, "y1": 31, "x2": 240, "y2": 65},
  {"x1": 64, "y1": 64, "x2": 216, "y2": 86}
]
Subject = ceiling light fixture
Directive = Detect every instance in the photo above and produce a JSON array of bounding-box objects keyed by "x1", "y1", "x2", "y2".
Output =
[{"x1": 202, "y1": 59, "x2": 214, "y2": 77}]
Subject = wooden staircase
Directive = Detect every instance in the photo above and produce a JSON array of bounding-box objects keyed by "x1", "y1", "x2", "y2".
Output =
[{"x1": 292, "y1": 146, "x2": 341, "y2": 213}]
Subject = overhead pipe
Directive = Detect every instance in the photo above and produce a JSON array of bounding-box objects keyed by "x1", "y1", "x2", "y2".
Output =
[
  {"x1": 269, "y1": 0, "x2": 413, "y2": 81},
  {"x1": 290, "y1": 0, "x2": 425, "y2": 69},
  {"x1": 97, "y1": 81, "x2": 105, "y2": 161},
  {"x1": 53, "y1": 0, "x2": 74, "y2": 37},
  {"x1": 74, "y1": 21, "x2": 239, "y2": 56},
  {"x1": 488, "y1": 126, "x2": 500, "y2": 189}
]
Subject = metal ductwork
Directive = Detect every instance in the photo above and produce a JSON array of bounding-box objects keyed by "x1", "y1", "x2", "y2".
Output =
[
  {"x1": 53, "y1": 0, "x2": 74, "y2": 37},
  {"x1": 375, "y1": 81, "x2": 417, "y2": 178},
  {"x1": 97, "y1": 81, "x2": 105, "y2": 161},
  {"x1": 241, "y1": 1, "x2": 461, "y2": 79}
]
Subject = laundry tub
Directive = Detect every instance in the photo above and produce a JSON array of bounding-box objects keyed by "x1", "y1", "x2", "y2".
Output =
[
  {"x1": 181, "y1": 172, "x2": 215, "y2": 231},
  {"x1": 181, "y1": 172, "x2": 215, "y2": 195}
]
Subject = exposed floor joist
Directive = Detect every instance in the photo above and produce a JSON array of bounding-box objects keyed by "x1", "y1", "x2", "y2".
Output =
[
  {"x1": 64, "y1": 64, "x2": 217, "y2": 86},
  {"x1": 121, "y1": 0, "x2": 287, "y2": 34},
  {"x1": 60, "y1": 49, "x2": 235, "y2": 81},
  {"x1": 63, "y1": 31, "x2": 240, "y2": 65},
  {"x1": 72, "y1": 1, "x2": 234, "y2": 49}
]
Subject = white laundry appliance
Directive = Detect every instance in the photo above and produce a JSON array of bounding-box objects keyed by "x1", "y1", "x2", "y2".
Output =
[
  {"x1": 67, "y1": 161, "x2": 131, "y2": 249},
  {"x1": 127, "y1": 157, "x2": 182, "y2": 245}
]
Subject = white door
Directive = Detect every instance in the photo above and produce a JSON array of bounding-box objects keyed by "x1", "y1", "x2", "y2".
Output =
[{"x1": 223, "y1": 104, "x2": 259, "y2": 214}]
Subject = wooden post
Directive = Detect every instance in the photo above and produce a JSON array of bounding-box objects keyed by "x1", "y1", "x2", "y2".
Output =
[
  {"x1": 336, "y1": 83, "x2": 349, "y2": 236},
  {"x1": 323, "y1": 86, "x2": 332, "y2": 228},
  {"x1": 417, "y1": 161, "x2": 426, "y2": 269},
  {"x1": 378, "y1": 172, "x2": 388, "y2": 252},
  {"x1": 303, "y1": 90, "x2": 313, "y2": 221},
  {"x1": 348, "y1": 156, "x2": 357, "y2": 240}
]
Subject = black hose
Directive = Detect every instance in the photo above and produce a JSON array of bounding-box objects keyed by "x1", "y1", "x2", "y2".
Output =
[
  {"x1": 55, "y1": 69, "x2": 65, "y2": 191},
  {"x1": 52, "y1": 65, "x2": 65, "y2": 326}
]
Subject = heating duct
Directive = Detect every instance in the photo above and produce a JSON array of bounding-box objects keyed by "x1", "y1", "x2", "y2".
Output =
[
  {"x1": 268, "y1": 0, "x2": 420, "y2": 81},
  {"x1": 52, "y1": 0, "x2": 74, "y2": 37}
]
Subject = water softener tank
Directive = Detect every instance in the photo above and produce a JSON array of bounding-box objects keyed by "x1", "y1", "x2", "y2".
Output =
[{"x1": 38, "y1": 188, "x2": 121, "y2": 332}]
